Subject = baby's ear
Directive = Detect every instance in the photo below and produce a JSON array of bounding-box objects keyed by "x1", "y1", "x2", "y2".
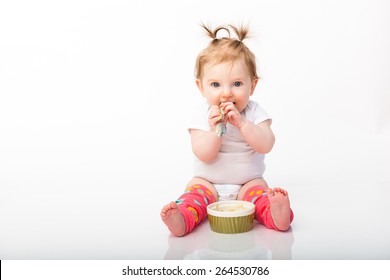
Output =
[
  {"x1": 196, "y1": 79, "x2": 206, "y2": 97},
  {"x1": 250, "y1": 79, "x2": 259, "y2": 95}
]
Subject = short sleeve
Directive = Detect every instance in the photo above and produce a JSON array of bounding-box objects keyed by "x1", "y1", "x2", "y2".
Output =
[
  {"x1": 245, "y1": 100, "x2": 272, "y2": 125},
  {"x1": 188, "y1": 102, "x2": 210, "y2": 132}
]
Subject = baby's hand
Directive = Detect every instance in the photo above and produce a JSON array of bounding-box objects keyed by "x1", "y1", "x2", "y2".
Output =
[
  {"x1": 208, "y1": 105, "x2": 225, "y2": 132},
  {"x1": 220, "y1": 102, "x2": 246, "y2": 128}
]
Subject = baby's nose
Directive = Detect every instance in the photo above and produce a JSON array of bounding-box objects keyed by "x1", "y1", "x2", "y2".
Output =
[{"x1": 221, "y1": 86, "x2": 233, "y2": 99}]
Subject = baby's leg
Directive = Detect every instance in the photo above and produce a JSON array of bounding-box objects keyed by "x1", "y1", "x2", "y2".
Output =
[
  {"x1": 237, "y1": 178, "x2": 269, "y2": 200},
  {"x1": 161, "y1": 178, "x2": 217, "y2": 237},
  {"x1": 240, "y1": 179, "x2": 293, "y2": 231}
]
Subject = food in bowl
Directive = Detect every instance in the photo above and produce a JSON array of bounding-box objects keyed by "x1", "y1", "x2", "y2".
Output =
[{"x1": 214, "y1": 203, "x2": 248, "y2": 212}]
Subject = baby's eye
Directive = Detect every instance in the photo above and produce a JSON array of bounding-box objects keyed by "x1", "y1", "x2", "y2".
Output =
[
  {"x1": 233, "y1": 81, "x2": 242, "y2": 87},
  {"x1": 211, "y1": 82, "x2": 220, "y2": 88}
]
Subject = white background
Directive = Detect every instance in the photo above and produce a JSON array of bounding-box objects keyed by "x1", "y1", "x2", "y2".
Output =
[{"x1": 1, "y1": 0, "x2": 390, "y2": 260}]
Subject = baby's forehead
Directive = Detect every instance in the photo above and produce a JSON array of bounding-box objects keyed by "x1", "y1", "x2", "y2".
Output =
[{"x1": 202, "y1": 60, "x2": 250, "y2": 76}]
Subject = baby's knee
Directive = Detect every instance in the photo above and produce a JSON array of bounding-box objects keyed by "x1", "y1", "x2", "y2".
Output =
[
  {"x1": 238, "y1": 178, "x2": 269, "y2": 200},
  {"x1": 187, "y1": 177, "x2": 218, "y2": 201}
]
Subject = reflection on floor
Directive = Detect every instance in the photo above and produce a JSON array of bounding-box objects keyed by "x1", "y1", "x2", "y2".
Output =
[{"x1": 165, "y1": 222, "x2": 294, "y2": 260}]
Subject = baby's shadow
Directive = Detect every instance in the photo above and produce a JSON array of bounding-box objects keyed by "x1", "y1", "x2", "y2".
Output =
[{"x1": 164, "y1": 222, "x2": 294, "y2": 260}]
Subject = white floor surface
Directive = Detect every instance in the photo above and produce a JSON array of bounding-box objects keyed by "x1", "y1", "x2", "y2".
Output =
[{"x1": 1, "y1": 181, "x2": 389, "y2": 260}]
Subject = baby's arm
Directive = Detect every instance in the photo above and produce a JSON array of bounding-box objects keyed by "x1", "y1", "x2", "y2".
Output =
[
  {"x1": 190, "y1": 129, "x2": 222, "y2": 163},
  {"x1": 221, "y1": 102, "x2": 275, "y2": 154},
  {"x1": 240, "y1": 119, "x2": 275, "y2": 154},
  {"x1": 190, "y1": 105, "x2": 223, "y2": 163}
]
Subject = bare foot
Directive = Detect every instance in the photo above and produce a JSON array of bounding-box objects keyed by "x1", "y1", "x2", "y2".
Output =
[
  {"x1": 267, "y1": 187, "x2": 292, "y2": 231},
  {"x1": 161, "y1": 201, "x2": 186, "y2": 237}
]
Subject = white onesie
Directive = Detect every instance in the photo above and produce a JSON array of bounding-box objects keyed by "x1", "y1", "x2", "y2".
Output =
[{"x1": 188, "y1": 100, "x2": 271, "y2": 186}]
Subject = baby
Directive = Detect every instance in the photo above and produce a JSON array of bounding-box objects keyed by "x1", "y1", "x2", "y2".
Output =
[{"x1": 161, "y1": 24, "x2": 293, "y2": 237}]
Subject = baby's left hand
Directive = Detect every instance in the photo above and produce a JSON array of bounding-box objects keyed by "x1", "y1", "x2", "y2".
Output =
[{"x1": 220, "y1": 102, "x2": 246, "y2": 128}]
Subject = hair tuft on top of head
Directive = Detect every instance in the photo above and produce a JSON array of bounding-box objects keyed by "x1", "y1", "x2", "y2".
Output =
[
  {"x1": 201, "y1": 23, "x2": 231, "y2": 41},
  {"x1": 195, "y1": 23, "x2": 259, "y2": 80},
  {"x1": 229, "y1": 24, "x2": 249, "y2": 42},
  {"x1": 200, "y1": 23, "x2": 249, "y2": 42}
]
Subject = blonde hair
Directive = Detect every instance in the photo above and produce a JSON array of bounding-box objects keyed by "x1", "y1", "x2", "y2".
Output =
[{"x1": 195, "y1": 24, "x2": 259, "y2": 80}]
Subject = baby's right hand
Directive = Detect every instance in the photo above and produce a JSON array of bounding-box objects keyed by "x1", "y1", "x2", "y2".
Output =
[{"x1": 208, "y1": 105, "x2": 225, "y2": 132}]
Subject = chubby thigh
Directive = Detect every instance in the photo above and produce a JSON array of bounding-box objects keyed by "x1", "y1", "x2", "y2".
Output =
[
  {"x1": 237, "y1": 178, "x2": 269, "y2": 200},
  {"x1": 187, "y1": 177, "x2": 219, "y2": 201}
]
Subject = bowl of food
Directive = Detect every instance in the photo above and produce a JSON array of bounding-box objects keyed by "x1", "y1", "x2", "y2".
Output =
[{"x1": 207, "y1": 201, "x2": 255, "y2": 234}]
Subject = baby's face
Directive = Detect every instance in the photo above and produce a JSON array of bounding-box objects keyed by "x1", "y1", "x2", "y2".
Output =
[{"x1": 196, "y1": 61, "x2": 257, "y2": 112}]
